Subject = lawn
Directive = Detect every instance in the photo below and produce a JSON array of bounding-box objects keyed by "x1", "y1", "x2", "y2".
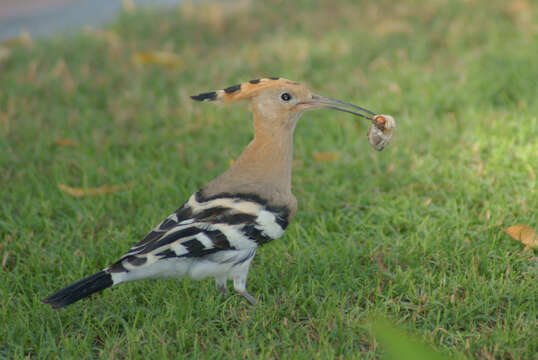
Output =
[{"x1": 1, "y1": 0, "x2": 536, "y2": 358}]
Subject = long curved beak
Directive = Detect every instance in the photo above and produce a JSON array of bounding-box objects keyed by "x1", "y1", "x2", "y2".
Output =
[{"x1": 298, "y1": 94, "x2": 376, "y2": 121}]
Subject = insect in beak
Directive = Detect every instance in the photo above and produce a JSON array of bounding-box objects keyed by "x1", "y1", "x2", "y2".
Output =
[{"x1": 298, "y1": 95, "x2": 395, "y2": 151}]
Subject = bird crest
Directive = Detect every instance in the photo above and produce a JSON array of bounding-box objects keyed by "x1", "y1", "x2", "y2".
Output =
[{"x1": 191, "y1": 77, "x2": 300, "y2": 103}]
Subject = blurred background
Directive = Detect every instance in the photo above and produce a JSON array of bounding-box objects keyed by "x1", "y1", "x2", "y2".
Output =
[
  {"x1": 0, "y1": 0, "x2": 182, "y2": 40},
  {"x1": 0, "y1": 0, "x2": 536, "y2": 359}
]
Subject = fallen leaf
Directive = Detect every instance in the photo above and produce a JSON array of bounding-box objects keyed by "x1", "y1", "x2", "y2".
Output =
[
  {"x1": 54, "y1": 138, "x2": 78, "y2": 147},
  {"x1": 228, "y1": 158, "x2": 235, "y2": 166},
  {"x1": 51, "y1": 59, "x2": 76, "y2": 93},
  {"x1": 122, "y1": 0, "x2": 136, "y2": 14},
  {"x1": 388, "y1": 82, "x2": 402, "y2": 95},
  {"x1": 2, "y1": 31, "x2": 33, "y2": 48},
  {"x1": 312, "y1": 152, "x2": 341, "y2": 162},
  {"x1": 58, "y1": 183, "x2": 132, "y2": 197},
  {"x1": 2, "y1": 251, "x2": 10, "y2": 269},
  {"x1": 504, "y1": 224, "x2": 537, "y2": 250},
  {"x1": 132, "y1": 51, "x2": 183, "y2": 68},
  {"x1": 525, "y1": 164, "x2": 535, "y2": 180},
  {"x1": 204, "y1": 160, "x2": 215, "y2": 170},
  {"x1": 0, "y1": 47, "x2": 11, "y2": 62},
  {"x1": 88, "y1": 29, "x2": 122, "y2": 48},
  {"x1": 373, "y1": 20, "x2": 413, "y2": 36}
]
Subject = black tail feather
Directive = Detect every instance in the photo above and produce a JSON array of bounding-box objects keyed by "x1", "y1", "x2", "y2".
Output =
[{"x1": 42, "y1": 271, "x2": 113, "y2": 309}]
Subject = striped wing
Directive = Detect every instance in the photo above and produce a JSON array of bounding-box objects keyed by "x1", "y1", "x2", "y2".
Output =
[{"x1": 109, "y1": 192, "x2": 289, "y2": 272}]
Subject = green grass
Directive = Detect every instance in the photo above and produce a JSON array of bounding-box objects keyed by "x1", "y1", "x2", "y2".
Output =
[{"x1": 1, "y1": 0, "x2": 537, "y2": 358}]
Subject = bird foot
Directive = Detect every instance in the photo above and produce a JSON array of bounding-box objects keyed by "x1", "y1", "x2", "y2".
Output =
[
  {"x1": 217, "y1": 284, "x2": 228, "y2": 296},
  {"x1": 239, "y1": 291, "x2": 257, "y2": 305}
]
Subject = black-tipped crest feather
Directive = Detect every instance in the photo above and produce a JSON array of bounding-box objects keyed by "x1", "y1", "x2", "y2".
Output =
[{"x1": 191, "y1": 91, "x2": 217, "y2": 101}]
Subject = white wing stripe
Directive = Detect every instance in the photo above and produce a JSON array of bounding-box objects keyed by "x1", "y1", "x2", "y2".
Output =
[
  {"x1": 171, "y1": 238, "x2": 194, "y2": 256},
  {"x1": 256, "y1": 210, "x2": 285, "y2": 239},
  {"x1": 196, "y1": 233, "x2": 214, "y2": 249},
  {"x1": 213, "y1": 224, "x2": 257, "y2": 249},
  {"x1": 188, "y1": 194, "x2": 264, "y2": 216}
]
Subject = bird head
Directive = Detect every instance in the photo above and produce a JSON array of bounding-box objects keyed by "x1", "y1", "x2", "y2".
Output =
[{"x1": 191, "y1": 78, "x2": 376, "y2": 131}]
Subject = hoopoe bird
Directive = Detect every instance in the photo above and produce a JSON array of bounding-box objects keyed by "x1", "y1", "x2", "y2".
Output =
[{"x1": 43, "y1": 77, "x2": 392, "y2": 309}]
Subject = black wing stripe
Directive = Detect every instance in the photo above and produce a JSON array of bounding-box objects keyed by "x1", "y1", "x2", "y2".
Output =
[
  {"x1": 193, "y1": 206, "x2": 228, "y2": 220},
  {"x1": 155, "y1": 248, "x2": 176, "y2": 259},
  {"x1": 182, "y1": 239, "x2": 222, "y2": 257},
  {"x1": 214, "y1": 213, "x2": 257, "y2": 225},
  {"x1": 125, "y1": 192, "x2": 291, "y2": 263},
  {"x1": 159, "y1": 218, "x2": 177, "y2": 230},
  {"x1": 274, "y1": 214, "x2": 289, "y2": 230},
  {"x1": 126, "y1": 255, "x2": 147, "y2": 266},
  {"x1": 176, "y1": 205, "x2": 193, "y2": 220},
  {"x1": 205, "y1": 229, "x2": 233, "y2": 249},
  {"x1": 133, "y1": 230, "x2": 164, "y2": 248},
  {"x1": 243, "y1": 223, "x2": 272, "y2": 245},
  {"x1": 137, "y1": 227, "x2": 202, "y2": 254}
]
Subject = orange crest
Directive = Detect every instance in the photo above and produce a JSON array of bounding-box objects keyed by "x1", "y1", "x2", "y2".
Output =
[{"x1": 191, "y1": 77, "x2": 300, "y2": 103}]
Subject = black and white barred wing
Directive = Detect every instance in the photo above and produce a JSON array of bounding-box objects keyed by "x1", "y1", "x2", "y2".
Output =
[{"x1": 108, "y1": 192, "x2": 290, "y2": 274}]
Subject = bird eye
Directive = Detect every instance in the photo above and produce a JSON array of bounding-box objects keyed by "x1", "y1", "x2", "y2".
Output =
[{"x1": 281, "y1": 93, "x2": 292, "y2": 101}]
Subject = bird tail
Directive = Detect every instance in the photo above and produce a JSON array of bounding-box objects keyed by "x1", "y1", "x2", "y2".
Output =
[{"x1": 42, "y1": 270, "x2": 113, "y2": 309}]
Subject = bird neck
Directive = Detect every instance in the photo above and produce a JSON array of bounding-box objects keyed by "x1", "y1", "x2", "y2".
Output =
[
  {"x1": 203, "y1": 111, "x2": 297, "y2": 199},
  {"x1": 232, "y1": 114, "x2": 296, "y2": 192}
]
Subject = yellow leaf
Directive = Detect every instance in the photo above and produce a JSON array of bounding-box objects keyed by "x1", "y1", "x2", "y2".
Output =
[
  {"x1": 58, "y1": 183, "x2": 132, "y2": 197},
  {"x1": 132, "y1": 51, "x2": 183, "y2": 68},
  {"x1": 313, "y1": 152, "x2": 341, "y2": 162},
  {"x1": 54, "y1": 138, "x2": 78, "y2": 147},
  {"x1": 504, "y1": 224, "x2": 537, "y2": 250}
]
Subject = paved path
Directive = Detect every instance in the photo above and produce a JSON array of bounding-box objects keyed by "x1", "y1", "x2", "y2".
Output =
[{"x1": 0, "y1": 0, "x2": 181, "y2": 40}]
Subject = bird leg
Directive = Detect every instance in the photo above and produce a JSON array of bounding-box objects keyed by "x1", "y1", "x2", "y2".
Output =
[
  {"x1": 231, "y1": 250, "x2": 258, "y2": 305},
  {"x1": 233, "y1": 275, "x2": 257, "y2": 305},
  {"x1": 215, "y1": 275, "x2": 228, "y2": 296},
  {"x1": 240, "y1": 291, "x2": 258, "y2": 306}
]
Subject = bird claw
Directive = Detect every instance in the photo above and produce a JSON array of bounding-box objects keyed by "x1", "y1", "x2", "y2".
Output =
[{"x1": 240, "y1": 291, "x2": 257, "y2": 305}]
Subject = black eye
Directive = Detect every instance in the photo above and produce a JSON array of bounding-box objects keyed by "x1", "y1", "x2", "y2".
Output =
[{"x1": 281, "y1": 93, "x2": 292, "y2": 101}]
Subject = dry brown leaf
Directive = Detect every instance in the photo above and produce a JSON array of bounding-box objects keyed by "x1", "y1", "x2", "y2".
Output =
[
  {"x1": 132, "y1": 51, "x2": 183, "y2": 68},
  {"x1": 313, "y1": 152, "x2": 341, "y2": 162},
  {"x1": 373, "y1": 21, "x2": 413, "y2": 36},
  {"x1": 2, "y1": 251, "x2": 10, "y2": 269},
  {"x1": 2, "y1": 31, "x2": 33, "y2": 48},
  {"x1": 54, "y1": 138, "x2": 78, "y2": 147},
  {"x1": 504, "y1": 224, "x2": 537, "y2": 250},
  {"x1": 51, "y1": 59, "x2": 76, "y2": 92},
  {"x1": 0, "y1": 47, "x2": 11, "y2": 62},
  {"x1": 122, "y1": 0, "x2": 136, "y2": 14},
  {"x1": 58, "y1": 183, "x2": 132, "y2": 197}
]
